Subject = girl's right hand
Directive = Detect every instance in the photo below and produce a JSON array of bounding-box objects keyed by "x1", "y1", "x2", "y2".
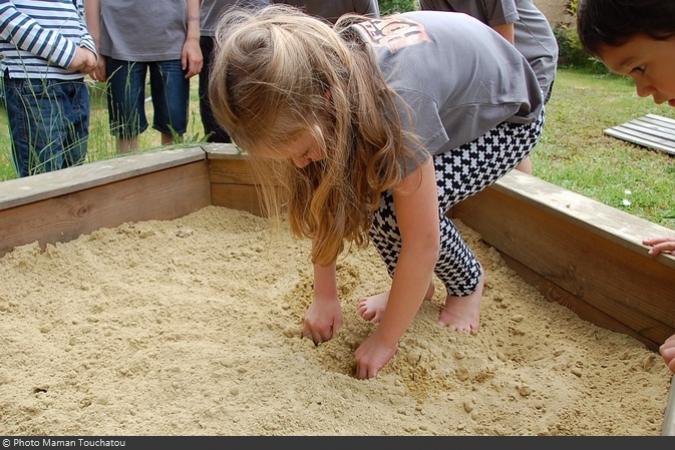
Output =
[{"x1": 302, "y1": 296, "x2": 342, "y2": 345}]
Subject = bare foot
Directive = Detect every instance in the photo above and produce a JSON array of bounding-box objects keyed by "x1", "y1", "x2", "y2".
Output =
[
  {"x1": 357, "y1": 283, "x2": 435, "y2": 323},
  {"x1": 437, "y1": 275, "x2": 483, "y2": 333}
]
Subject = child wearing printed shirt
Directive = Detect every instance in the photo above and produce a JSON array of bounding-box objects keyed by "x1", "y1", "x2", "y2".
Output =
[{"x1": 208, "y1": 5, "x2": 544, "y2": 378}]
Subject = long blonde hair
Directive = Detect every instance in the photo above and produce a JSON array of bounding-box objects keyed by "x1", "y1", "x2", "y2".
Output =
[{"x1": 209, "y1": 5, "x2": 413, "y2": 265}]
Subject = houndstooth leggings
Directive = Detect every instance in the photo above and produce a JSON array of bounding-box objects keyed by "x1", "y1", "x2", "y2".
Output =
[{"x1": 369, "y1": 110, "x2": 545, "y2": 297}]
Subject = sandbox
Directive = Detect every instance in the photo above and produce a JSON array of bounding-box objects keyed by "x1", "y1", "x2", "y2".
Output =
[{"x1": 0, "y1": 146, "x2": 673, "y2": 435}]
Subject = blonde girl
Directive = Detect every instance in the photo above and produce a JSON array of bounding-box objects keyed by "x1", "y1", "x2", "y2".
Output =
[{"x1": 210, "y1": 5, "x2": 544, "y2": 379}]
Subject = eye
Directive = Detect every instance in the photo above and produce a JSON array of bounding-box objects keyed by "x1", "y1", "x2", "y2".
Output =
[{"x1": 631, "y1": 65, "x2": 646, "y2": 75}]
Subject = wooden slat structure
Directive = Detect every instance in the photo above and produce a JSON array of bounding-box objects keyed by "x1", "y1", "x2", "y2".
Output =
[
  {"x1": 454, "y1": 171, "x2": 675, "y2": 351},
  {"x1": 1, "y1": 145, "x2": 674, "y2": 433},
  {"x1": 604, "y1": 114, "x2": 675, "y2": 156},
  {"x1": 0, "y1": 148, "x2": 210, "y2": 256}
]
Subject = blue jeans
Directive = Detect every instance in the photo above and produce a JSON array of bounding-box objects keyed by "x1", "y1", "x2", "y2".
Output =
[
  {"x1": 3, "y1": 75, "x2": 89, "y2": 178},
  {"x1": 106, "y1": 58, "x2": 189, "y2": 139}
]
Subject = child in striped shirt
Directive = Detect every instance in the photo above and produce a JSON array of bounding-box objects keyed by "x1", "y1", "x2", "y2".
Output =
[{"x1": 0, "y1": 0, "x2": 97, "y2": 177}]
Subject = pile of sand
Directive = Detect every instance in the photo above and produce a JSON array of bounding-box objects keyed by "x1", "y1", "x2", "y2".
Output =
[{"x1": 0, "y1": 206, "x2": 669, "y2": 435}]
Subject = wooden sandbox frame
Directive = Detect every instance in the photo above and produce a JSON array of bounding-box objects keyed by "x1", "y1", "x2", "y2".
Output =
[{"x1": 1, "y1": 145, "x2": 674, "y2": 435}]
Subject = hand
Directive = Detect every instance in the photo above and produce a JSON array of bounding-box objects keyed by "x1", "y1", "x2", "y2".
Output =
[
  {"x1": 181, "y1": 37, "x2": 203, "y2": 79},
  {"x1": 301, "y1": 295, "x2": 342, "y2": 345},
  {"x1": 643, "y1": 237, "x2": 675, "y2": 256},
  {"x1": 660, "y1": 334, "x2": 675, "y2": 373},
  {"x1": 91, "y1": 54, "x2": 107, "y2": 82},
  {"x1": 354, "y1": 331, "x2": 398, "y2": 379},
  {"x1": 68, "y1": 47, "x2": 97, "y2": 75}
]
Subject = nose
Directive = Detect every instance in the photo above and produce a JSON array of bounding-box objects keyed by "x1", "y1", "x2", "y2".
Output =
[{"x1": 635, "y1": 79, "x2": 655, "y2": 98}]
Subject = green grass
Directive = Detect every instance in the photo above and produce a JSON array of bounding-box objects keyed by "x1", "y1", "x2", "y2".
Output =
[
  {"x1": 534, "y1": 68, "x2": 675, "y2": 230},
  {"x1": 0, "y1": 68, "x2": 673, "y2": 230}
]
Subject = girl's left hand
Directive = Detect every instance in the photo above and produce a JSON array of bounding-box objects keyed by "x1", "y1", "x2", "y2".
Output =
[{"x1": 354, "y1": 332, "x2": 398, "y2": 379}]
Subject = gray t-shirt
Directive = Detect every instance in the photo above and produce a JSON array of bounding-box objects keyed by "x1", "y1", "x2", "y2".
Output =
[
  {"x1": 100, "y1": 0, "x2": 187, "y2": 61},
  {"x1": 201, "y1": 0, "x2": 269, "y2": 36},
  {"x1": 419, "y1": 0, "x2": 558, "y2": 98},
  {"x1": 351, "y1": 11, "x2": 543, "y2": 173},
  {"x1": 273, "y1": 0, "x2": 379, "y2": 23}
]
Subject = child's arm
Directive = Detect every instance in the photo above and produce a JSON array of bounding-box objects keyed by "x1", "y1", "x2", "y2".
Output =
[
  {"x1": 492, "y1": 23, "x2": 515, "y2": 44},
  {"x1": 301, "y1": 261, "x2": 343, "y2": 344},
  {"x1": 75, "y1": 0, "x2": 96, "y2": 56},
  {"x1": 0, "y1": 0, "x2": 91, "y2": 72},
  {"x1": 660, "y1": 334, "x2": 675, "y2": 373},
  {"x1": 643, "y1": 237, "x2": 675, "y2": 256},
  {"x1": 182, "y1": 0, "x2": 203, "y2": 79},
  {"x1": 84, "y1": 0, "x2": 105, "y2": 81},
  {"x1": 354, "y1": 158, "x2": 440, "y2": 379}
]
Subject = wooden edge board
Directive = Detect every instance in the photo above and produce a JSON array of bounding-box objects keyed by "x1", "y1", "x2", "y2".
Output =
[
  {"x1": 499, "y1": 253, "x2": 659, "y2": 349},
  {"x1": 0, "y1": 162, "x2": 211, "y2": 257},
  {"x1": 491, "y1": 171, "x2": 675, "y2": 270},
  {"x1": 0, "y1": 147, "x2": 206, "y2": 211},
  {"x1": 664, "y1": 375, "x2": 675, "y2": 436},
  {"x1": 202, "y1": 143, "x2": 247, "y2": 160}
]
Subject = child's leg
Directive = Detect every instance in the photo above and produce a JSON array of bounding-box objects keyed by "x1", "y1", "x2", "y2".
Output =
[
  {"x1": 358, "y1": 192, "x2": 436, "y2": 323},
  {"x1": 4, "y1": 77, "x2": 71, "y2": 176},
  {"x1": 106, "y1": 59, "x2": 148, "y2": 153},
  {"x1": 150, "y1": 60, "x2": 189, "y2": 145},
  {"x1": 432, "y1": 110, "x2": 545, "y2": 330},
  {"x1": 61, "y1": 80, "x2": 90, "y2": 168},
  {"x1": 362, "y1": 111, "x2": 544, "y2": 329}
]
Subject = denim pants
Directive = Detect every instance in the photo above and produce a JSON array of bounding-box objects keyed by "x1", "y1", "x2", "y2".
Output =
[
  {"x1": 3, "y1": 75, "x2": 89, "y2": 177},
  {"x1": 106, "y1": 59, "x2": 189, "y2": 139}
]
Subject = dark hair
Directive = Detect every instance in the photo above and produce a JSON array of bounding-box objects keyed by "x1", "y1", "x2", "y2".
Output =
[{"x1": 577, "y1": 0, "x2": 675, "y2": 55}]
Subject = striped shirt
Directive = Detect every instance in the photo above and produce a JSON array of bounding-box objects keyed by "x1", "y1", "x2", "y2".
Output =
[{"x1": 0, "y1": 0, "x2": 96, "y2": 79}]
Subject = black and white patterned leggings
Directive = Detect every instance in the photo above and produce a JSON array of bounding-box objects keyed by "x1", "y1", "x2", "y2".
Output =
[{"x1": 369, "y1": 111, "x2": 545, "y2": 297}]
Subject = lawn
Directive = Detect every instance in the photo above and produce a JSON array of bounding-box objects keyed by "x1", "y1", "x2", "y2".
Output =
[
  {"x1": 534, "y1": 68, "x2": 675, "y2": 230},
  {"x1": 0, "y1": 67, "x2": 673, "y2": 230}
]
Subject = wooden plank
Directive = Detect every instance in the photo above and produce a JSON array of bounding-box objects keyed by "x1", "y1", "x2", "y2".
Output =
[
  {"x1": 211, "y1": 183, "x2": 264, "y2": 216},
  {"x1": 604, "y1": 127, "x2": 675, "y2": 156},
  {"x1": 208, "y1": 158, "x2": 259, "y2": 185},
  {"x1": 499, "y1": 253, "x2": 658, "y2": 350},
  {"x1": 454, "y1": 171, "x2": 675, "y2": 346},
  {"x1": 202, "y1": 143, "x2": 246, "y2": 160},
  {"x1": 0, "y1": 147, "x2": 206, "y2": 211},
  {"x1": 635, "y1": 116, "x2": 675, "y2": 134},
  {"x1": 647, "y1": 113, "x2": 675, "y2": 127},
  {"x1": 621, "y1": 122, "x2": 675, "y2": 142},
  {"x1": 664, "y1": 375, "x2": 675, "y2": 436},
  {"x1": 604, "y1": 114, "x2": 675, "y2": 155},
  {"x1": 0, "y1": 162, "x2": 210, "y2": 256},
  {"x1": 611, "y1": 124, "x2": 675, "y2": 149}
]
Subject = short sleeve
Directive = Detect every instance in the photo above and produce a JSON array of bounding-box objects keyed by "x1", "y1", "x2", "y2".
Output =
[
  {"x1": 395, "y1": 88, "x2": 449, "y2": 175},
  {"x1": 481, "y1": 0, "x2": 519, "y2": 26}
]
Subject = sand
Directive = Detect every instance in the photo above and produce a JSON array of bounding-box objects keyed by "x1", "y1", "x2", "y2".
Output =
[{"x1": 0, "y1": 206, "x2": 670, "y2": 435}]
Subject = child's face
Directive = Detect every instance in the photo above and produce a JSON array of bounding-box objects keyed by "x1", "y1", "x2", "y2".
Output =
[
  {"x1": 258, "y1": 128, "x2": 325, "y2": 168},
  {"x1": 598, "y1": 34, "x2": 675, "y2": 106}
]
